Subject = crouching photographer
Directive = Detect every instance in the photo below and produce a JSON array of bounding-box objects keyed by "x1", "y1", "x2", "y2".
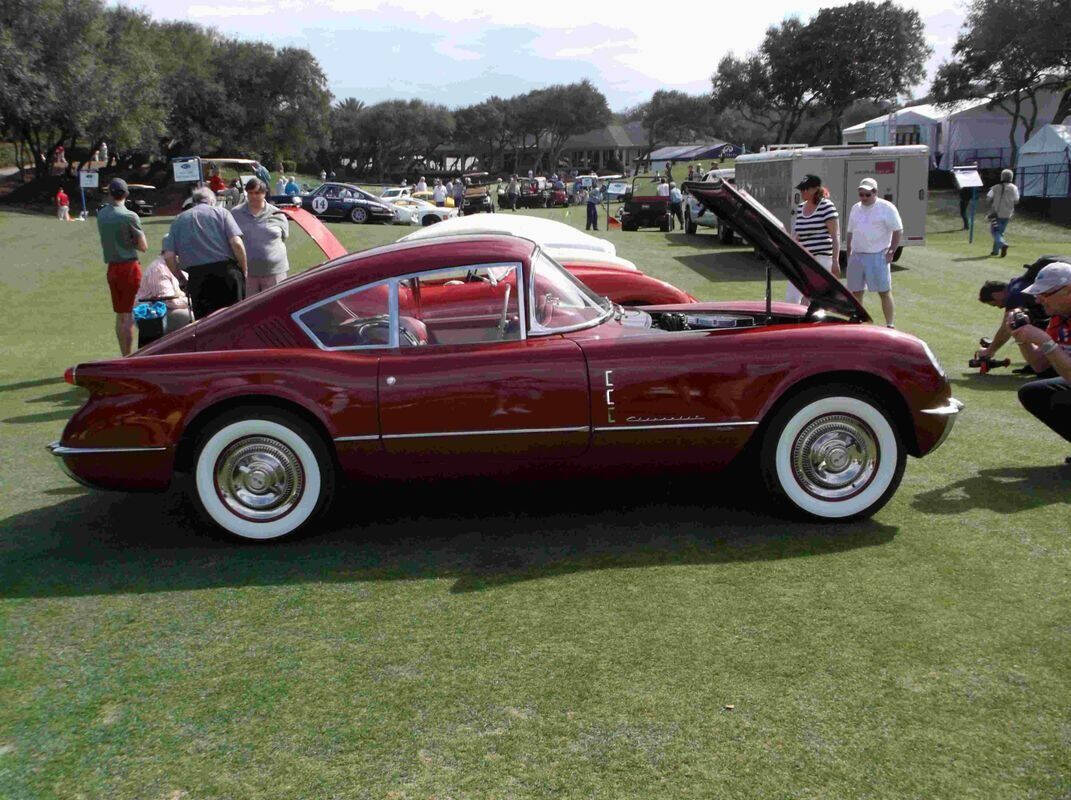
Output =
[
  {"x1": 976, "y1": 276, "x2": 1047, "y2": 373},
  {"x1": 1009, "y1": 262, "x2": 1071, "y2": 462}
]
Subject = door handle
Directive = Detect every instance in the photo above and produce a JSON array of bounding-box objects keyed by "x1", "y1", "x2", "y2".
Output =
[{"x1": 385, "y1": 376, "x2": 397, "y2": 386}]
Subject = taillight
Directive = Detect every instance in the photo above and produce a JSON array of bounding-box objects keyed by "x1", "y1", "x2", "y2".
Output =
[{"x1": 63, "y1": 366, "x2": 77, "y2": 385}]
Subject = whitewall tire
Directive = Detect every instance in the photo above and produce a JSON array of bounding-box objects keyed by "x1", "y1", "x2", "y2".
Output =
[
  {"x1": 193, "y1": 411, "x2": 334, "y2": 541},
  {"x1": 760, "y1": 388, "x2": 905, "y2": 520}
]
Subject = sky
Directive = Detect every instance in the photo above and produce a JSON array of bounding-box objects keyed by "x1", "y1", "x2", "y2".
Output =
[{"x1": 125, "y1": 0, "x2": 967, "y2": 110}]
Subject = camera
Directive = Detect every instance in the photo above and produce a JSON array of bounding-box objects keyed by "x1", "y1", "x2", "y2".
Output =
[
  {"x1": 1008, "y1": 308, "x2": 1031, "y2": 330},
  {"x1": 968, "y1": 354, "x2": 1011, "y2": 374}
]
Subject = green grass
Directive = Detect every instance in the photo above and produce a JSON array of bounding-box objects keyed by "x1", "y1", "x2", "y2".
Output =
[{"x1": 1, "y1": 194, "x2": 1069, "y2": 799}]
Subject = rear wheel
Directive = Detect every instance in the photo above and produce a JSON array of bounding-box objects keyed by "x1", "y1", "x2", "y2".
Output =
[
  {"x1": 349, "y1": 206, "x2": 369, "y2": 223},
  {"x1": 759, "y1": 386, "x2": 904, "y2": 520},
  {"x1": 422, "y1": 215, "x2": 440, "y2": 226},
  {"x1": 685, "y1": 210, "x2": 697, "y2": 235},
  {"x1": 659, "y1": 217, "x2": 671, "y2": 232},
  {"x1": 719, "y1": 223, "x2": 734, "y2": 245},
  {"x1": 192, "y1": 409, "x2": 335, "y2": 541}
]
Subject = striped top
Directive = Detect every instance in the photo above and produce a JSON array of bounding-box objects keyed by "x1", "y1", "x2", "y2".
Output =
[{"x1": 792, "y1": 197, "x2": 838, "y2": 256}]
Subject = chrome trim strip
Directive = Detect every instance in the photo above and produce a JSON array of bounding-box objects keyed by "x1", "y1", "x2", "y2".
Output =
[
  {"x1": 920, "y1": 398, "x2": 964, "y2": 416},
  {"x1": 333, "y1": 434, "x2": 381, "y2": 442},
  {"x1": 594, "y1": 421, "x2": 759, "y2": 432},
  {"x1": 382, "y1": 425, "x2": 589, "y2": 440},
  {"x1": 48, "y1": 441, "x2": 167, "y2": 456}
]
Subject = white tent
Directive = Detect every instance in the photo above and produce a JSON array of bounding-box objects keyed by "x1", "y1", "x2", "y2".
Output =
[{"x1": 1017, "y1": 124, "x2": 1071, "y2": 197}]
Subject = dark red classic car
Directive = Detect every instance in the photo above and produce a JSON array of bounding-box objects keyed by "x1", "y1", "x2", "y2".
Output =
[{"x1": 50, "y1": 178, "x2": 961, "y2": 541}]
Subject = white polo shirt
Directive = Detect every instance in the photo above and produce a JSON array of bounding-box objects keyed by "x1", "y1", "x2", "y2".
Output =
[{"x1": 847, "y1": 198, "x2": 903, "y2": 253}]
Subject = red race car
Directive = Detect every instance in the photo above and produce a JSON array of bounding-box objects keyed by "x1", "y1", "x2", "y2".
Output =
[{"x1": 50, "y1": 178, "x2": 961, "y2": 541}]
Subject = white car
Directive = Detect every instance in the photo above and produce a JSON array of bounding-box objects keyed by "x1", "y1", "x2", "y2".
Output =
[
  {"x1": 380, "y1": 186, "x2": 412, "y2": 202},
  {"x1": 684, "y1": 168, "x2": 737, "y2": 242},
  {"x1": 399, "y1": 212, "x2": 619, "y2": 255},
  {"x1": 389, "y1": 196, "x2": 459, "y2": 226}
]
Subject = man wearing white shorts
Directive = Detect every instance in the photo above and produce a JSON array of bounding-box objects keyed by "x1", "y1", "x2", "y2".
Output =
[{"x1": 846, "y1": 177, "x2": 902, "y2": 328}]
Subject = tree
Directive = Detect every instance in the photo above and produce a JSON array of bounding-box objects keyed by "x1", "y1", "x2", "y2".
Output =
[
  {"x1": 541, "y1": 80, "x2": 610, "y2": 171},
  {"x1": 807, "y1": 1, "x2": 930, "y2": 143},
  {"x1": 931, "y1": 0, "x2": 1071, "y2": 164},
  {"x1": 631, "y1": 90, "x2": 710, "y2": 157},
  {"x1": 710, "y1": 19, "x2": 819, "y2": 145}
]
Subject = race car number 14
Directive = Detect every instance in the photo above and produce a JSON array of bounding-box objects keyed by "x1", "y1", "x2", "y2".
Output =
[{"x1": 311, "y1": 196, "x2": 329, "y2": 214}]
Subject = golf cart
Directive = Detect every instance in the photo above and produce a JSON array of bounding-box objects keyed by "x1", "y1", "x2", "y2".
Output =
[
  {"x1": 96, "y1": 183, "x2": 156, "y2": 216},
  {"x1": 460, "y1": 172, "x2": 496, "y2": 214},
  {"x1": 619, "y1": 175, "x2": 671, "y2": 231},
  {"x1": 172, "y1": 157, "x2": 260, "y2": 210}
]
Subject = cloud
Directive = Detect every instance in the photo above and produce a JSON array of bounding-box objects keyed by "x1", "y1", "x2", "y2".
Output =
[{"x1": 121, "y1": 0, "x2": 965, "y2": 108}]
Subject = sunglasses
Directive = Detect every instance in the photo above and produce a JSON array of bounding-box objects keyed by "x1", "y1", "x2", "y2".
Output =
[{"x1": 858, "y1": 191, "x2": 875, "y2": 197}]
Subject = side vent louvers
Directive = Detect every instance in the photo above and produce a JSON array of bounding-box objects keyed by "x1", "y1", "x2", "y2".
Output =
[{"x1": 252, "y1": 319, "x2": 301, "y2": 349}]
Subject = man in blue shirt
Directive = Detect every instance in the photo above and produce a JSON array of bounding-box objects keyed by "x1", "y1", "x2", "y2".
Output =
[
  {"x1": 668, "y1": 182, "x2": 684, "y2": 231},
  {"x1": 163, "y1": 187, "x2": 247, "y2": 319},
  {"x1": 586, "y1": 182, "x2": 602, "y2": 231}
]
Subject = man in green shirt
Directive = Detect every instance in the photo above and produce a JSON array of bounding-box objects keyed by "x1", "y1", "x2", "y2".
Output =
[{"x1": 96, "y1": 178, "x2": 147, "y2": 356}]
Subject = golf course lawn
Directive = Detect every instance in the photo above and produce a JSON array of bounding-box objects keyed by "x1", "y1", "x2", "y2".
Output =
[{"x1": 0, "y1": 192, "x2": 1069, "y2": 799}]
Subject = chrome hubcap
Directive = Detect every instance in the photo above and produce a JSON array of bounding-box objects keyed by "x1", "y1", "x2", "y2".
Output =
[
  {"x1": 215, "y1": 436, "x2": 304, "y2": 520},
  {"x1": 791, "y1": 414, "x2": 878, "y2": 500}
]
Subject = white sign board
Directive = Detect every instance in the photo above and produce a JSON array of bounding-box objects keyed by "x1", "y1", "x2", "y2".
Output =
[
  {"x1": 605, "y1": 182, "x2": 630, "y2": 196},
  {"x1": 172, "y1": 158, "x2": 201, "y2": 183},
  {"x1": 952, "y1": 168, "x2": 983, "y2": 189},
  {"x1": 79, "y1": 171, "x2": 99, "y2": 189}
]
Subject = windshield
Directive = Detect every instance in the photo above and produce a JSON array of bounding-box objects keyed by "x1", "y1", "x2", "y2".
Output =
[{"x1": 528, "y1": 248, "x2": 611, "y2": 334}]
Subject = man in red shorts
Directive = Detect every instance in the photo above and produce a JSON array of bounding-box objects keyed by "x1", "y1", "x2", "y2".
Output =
[{"x1": 96, "y1": 178, "x2": 147, "y2": 355}]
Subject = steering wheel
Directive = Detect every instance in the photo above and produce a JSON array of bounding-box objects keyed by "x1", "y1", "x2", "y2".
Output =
[
  {"x1": 497, "y1": 285, "x2": 512, "y2": 339},
  {"x1": 536, "y1": 292, "x2": 556, "y2": 325}
]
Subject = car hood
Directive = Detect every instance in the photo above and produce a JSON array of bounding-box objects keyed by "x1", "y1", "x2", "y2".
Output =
[{"x1": 683, "y1": 178, "x2": 869, "y2": 322}]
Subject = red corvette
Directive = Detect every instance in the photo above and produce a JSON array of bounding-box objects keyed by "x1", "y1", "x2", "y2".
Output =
[{"x1": 50, "y1": 178, "x2": 962, "y2": 540}]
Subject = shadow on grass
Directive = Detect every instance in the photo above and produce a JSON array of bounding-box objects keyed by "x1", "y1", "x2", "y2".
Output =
[
  {"x1": 673, "y1": 251, "x2": 768, "y2": 283},
  {"x1": 0, "y1": 377, "x2": 63, "y2": 392},
  {"x1": 912, "y1": 465, "x2": 1069, "y2": 515},
  {"x1": 951, "y1": 255, "x2": 996, "y2": 262},
  {"x1": 0, "y1": 473, "x2": 897, "y2": 598},
  {"x1": 948, "y1": 372, "x2": 1032, "y2": 392}
]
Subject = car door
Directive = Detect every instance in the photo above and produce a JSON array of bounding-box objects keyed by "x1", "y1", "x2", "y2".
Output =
[
  {"x1": 377, "y1": 263, "x2": 591, "y2": 462},
  {"x1": 307, "y1": 185, "x2": 336, "y2": 218}
]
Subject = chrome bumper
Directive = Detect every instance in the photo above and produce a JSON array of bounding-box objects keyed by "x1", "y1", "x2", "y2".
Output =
[{"x1": 921, "y1": 398, "x2": 964, "y2": 451}]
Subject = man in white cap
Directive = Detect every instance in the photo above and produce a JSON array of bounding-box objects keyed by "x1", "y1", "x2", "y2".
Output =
[
  {"x1": 845, "y1": 177, "x2": 902, "y2": 327},
  {"x1": 1010, "y1": 262, "x2": 1071, "y2": 460}
]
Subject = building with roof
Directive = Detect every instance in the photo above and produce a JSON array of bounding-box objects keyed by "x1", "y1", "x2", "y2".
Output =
[
  {"x1": 560, "y1": 121, "x2": 649, "y2": 172},
  {"x1": 842, "y1": 93, "x2": 1068, "y2": 170}
]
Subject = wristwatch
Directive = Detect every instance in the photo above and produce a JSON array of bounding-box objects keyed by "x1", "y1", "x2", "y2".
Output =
[{"x1": 1040, "y1": 339, "x2": 1060, "y2": 356}]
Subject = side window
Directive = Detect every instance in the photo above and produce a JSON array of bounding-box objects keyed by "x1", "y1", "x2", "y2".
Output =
[
  {"x1": 296, "y1": 284, "x2": 392, "y2": 349},
  {"x1": 322, "y1": 186, "x2": 340, "y2": 199},
  {"x1": 398, "y1": 265, "x2": 521, "y2": 347}
]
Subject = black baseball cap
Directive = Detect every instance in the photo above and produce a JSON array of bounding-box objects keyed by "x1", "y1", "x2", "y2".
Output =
[
  {"x1": 796, "y1": 174, "x2": 822, "y2": 190},
  {"x1": 108, "y1": 177, "x2": 129, "y2": 196}
]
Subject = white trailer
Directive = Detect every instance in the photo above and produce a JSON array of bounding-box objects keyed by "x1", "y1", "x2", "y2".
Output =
[{"x1": 732, "y1": 144, "x2": 929, "y2": 262}]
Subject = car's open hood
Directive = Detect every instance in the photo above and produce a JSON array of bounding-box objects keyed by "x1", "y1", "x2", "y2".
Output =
[
  {"x1": 683, "y1": 179, "x2": 869, "y2": 322},
  {"x1": 279, "y1": 206, "x2": 347, "y2": 261}
]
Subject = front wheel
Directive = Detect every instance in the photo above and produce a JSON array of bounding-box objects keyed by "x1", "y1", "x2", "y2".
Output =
[
  {"x1": 759, "y1": 387, "x2": 904, "y2": 520},
  {"x1": 349, "y1": 206, "x2": 369, "y2": 223},
  {"x1": 192, "y1": 409, "x2": 335, "y2": 541},
  {"x1": 685, "y1": 211, "x2": 697, "y2": 235}
]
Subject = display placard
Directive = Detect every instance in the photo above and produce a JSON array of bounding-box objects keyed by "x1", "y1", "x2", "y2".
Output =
[
  {"x1": 952, "y1": 167, "x2": 983, "y2": 189},
  {"x1": 79, "y1": 171, "x2": 99, "y2": 189},
  {"x1": 172, "y1": 158, "x2": 201, "y2": 183}
]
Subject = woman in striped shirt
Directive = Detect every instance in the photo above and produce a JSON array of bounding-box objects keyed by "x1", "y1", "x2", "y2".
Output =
[{"x1": 787, "y1": 174, "x2": 840, "y2": 305}]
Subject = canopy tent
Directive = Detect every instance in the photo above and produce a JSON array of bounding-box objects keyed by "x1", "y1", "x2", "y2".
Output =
[
  {"x1": 1017, "y1": 124, "x2": 1071, "y2": 197},
  {"x1": 648, "y1": 142, "x2": 736, "y2": 174}
]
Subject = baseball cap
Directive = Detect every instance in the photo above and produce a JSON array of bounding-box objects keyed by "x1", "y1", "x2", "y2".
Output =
[
  {"x1": 796, "y1": 174, "x2": 822, "y2": 190},
  {"x1": 108, "y1": 177, "x2": 129, "y2": 195},
  {"x1": 858, "y1": 178, "x2": 878, "y2": 192},
  {"x1": 1024, "y1": 262, "x2": 1071, "y2": 295}
]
